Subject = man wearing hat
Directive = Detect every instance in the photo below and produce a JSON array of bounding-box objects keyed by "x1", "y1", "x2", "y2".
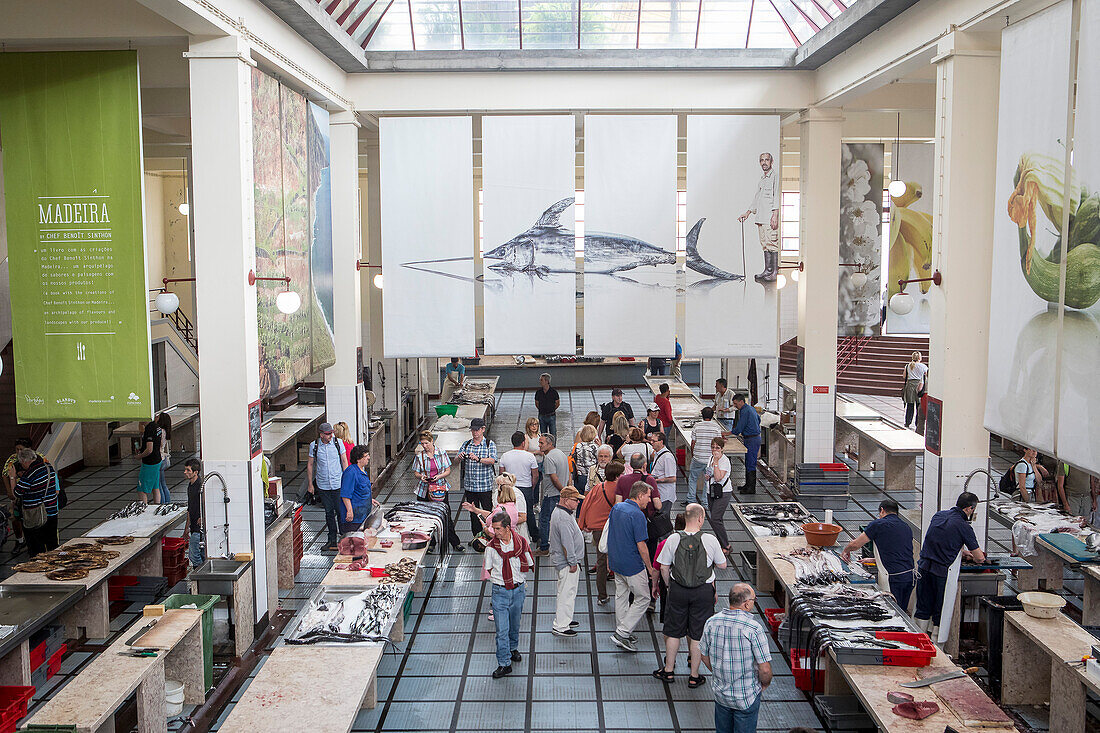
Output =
[
  {"x1": 599, "y1": 388, "x2": 635, "y2": 440},
  {"x1": 549, "y1": 486, "x2": 585, "y2": 637},
  {"x1": 728, "y1": 394, "x2": 762, "y2": 495},
  {"x1": 308, "y1": 422, "x2": 349, "y2": 550},
  {"x1": 456, "y1": 417, "x2": 498, "y2": 535}
]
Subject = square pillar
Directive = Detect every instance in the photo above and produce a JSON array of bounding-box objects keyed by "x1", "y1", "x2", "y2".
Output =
[
  {"x1": 921, "y1": 33, "x2": 1000, "y2": 541},
  {"x1": 795, "y1": 109, "x2": 844, "y2": 464},
  {"x1": 324, "y1": 113, "x2": 366, "y2": 442},
  {"x1": 186, "y1": 35, "x2": 268, "y2": 620}
]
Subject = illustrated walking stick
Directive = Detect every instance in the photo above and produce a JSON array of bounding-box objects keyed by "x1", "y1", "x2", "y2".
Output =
[{"x1": 740, "y1": 220, "x2": 747, "y2": 277}]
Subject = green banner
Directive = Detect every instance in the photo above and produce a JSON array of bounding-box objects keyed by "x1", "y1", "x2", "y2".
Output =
[{"x1": 0, "y1": 51, "x2": 152, "y2": 422}]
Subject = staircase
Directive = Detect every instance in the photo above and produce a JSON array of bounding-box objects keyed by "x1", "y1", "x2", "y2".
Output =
[{"x1": 779, "y1": 335, "x2": 930, "y2": 397}]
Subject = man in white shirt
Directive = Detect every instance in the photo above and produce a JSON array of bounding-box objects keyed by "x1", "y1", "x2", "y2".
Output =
[
  {"x1": 712, "y1": 378, "x2": 735, "y2": 431},
  {"x1": 648, "y1": 431, "x2": 677, "y2": 518},
  {"x1": 500, "y1": 431, "x2": 540, "y2": 545},
  {"x1": 738, "y1": 151, "x2": 781, "y2": 283},
  {"x1": 653, "y1": 503, "x2": 727, "y2": 687},
  {"x1": 483, "y1": 512, "x2": 534, "y2": 679},
  {"x1": 688, "y1": 407, "x2": 723, "y2": 508}
]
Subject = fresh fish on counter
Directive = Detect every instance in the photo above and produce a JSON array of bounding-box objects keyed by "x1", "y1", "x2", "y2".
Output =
[{"x1": 777, "y1": 548, "x2": 848, "y2": 585}]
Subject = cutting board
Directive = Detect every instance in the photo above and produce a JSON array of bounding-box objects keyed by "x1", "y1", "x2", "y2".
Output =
[
  {"x1": 929, "y1": 675, "x2": 1014, "y2": 728},
  {"x1": 130, "y1": 609, "x2": 203, "y2": 649}
]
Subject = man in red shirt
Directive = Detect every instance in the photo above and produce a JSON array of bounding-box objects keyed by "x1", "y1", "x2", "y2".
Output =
[
  {"x1": 615, "y1": 453, "x2": 659, "y2": 504},
  {"x1": 654, "y1": 383, "x2": 674, "y2": 447}
]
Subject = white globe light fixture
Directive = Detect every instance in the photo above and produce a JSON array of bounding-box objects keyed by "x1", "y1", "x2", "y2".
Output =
[
  {"x1": 276, "y1": 290, "x2": 301, "y2": 315},
  {"x1": 888, "y1": 179, "x2": 908, "y2": 199},
  {"x1": 178, "y1": 202, "x2": 190, "y2": 216},
  {"x1": 851, "y1": 271, "x2": 868, "y2": 290},
  {"x1": 889, "y1": 291, "x2": 915, "y2": 315},
  {"x1": 776, "y1": 273, "x2": 787, "y2": 289},
  {"x1": 155, "y1": 291, "x2": 180, "y2": 315},
  {"x1": 791, "y1": 268, "x2": 800, "y2": 282},
  {"x1": 373, "y1": 273, "x2": 384, "y2": 290}
]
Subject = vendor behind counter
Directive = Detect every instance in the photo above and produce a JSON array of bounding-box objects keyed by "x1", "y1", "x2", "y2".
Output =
[{"x1": 914, "y1": 492, "x2": 984, "y2": 633}]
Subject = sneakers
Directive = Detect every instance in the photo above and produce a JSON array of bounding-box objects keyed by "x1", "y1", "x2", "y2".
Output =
[
  {"x1": 597, "y1": 597, "x2": 611, "y2": 607},
  {"x1": 492, "y1": 665, "x2": 513, "y2": 679},
  {"x1": 451, "y1": 544, "x2": 466, "y2": 553},
  {"x1": 532, "y1": 549, "x2": 550, "y2": 557},
  {"x1": 568, "y1": 620, "x2": 580, "y2": 628},
  {"x1": 610, "y1": 633, "x2": 637, "y2": 652},
  {"x1": 510, "y1": 649, "x2": 522, "y2": 663},
  {"x1": 552, "y1": 628, "x2": 578, "y2": 637}
]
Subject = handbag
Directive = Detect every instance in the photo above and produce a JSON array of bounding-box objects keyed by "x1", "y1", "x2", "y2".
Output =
[
  {"x1": 23, "y1": 501, "x2": 47, "y2": 530},
  {"x1": 708, "y1": 462, "x2": 729, "y2": 501},
  {"x1": 598, "y1": 514, "x2": 611, "y2": 553},
  {"x1": 469, "y1": 531, "x2": 490, "y2": 552}
]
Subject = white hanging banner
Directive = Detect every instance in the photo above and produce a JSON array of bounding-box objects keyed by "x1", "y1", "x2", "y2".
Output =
[
  {"x1": 582, "y1": 115, "x2": 677, "y2": 356},
  {"x1": 984, "y1": 1, "x2": 1073, "y2": 456},
  {"x1": 1057, "y1": 0, "x2": 1100, "y2": 475},
  {"x1": 481, "y1": 115, "x2": 576, "y2": 355},
  {"x1": 379, "y1": 117, "x2": 474, "y2": 357},
  {"x1": 684, "y1": 115, "x2": 780, "y2": 357},
  {"x1": 885, "y1": 142, "x2": 936, "y2": 335}
]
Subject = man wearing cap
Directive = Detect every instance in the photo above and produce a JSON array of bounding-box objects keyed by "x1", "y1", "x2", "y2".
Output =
[
  {"x1": 599, "y1": 388, "x2": 635, "y2": 439},
  {"x1": 456, "y1": 418, "x2": 498, "y2": 535},
  {"x1": 728, "y1": 394, "x2": 761, "y2": 495},
  {"x1": 308, "y1": 422, "x2": 349, "y2": 550},
  {"x1": 550, "y1": 486, "x2": 585, "y2": 636}
]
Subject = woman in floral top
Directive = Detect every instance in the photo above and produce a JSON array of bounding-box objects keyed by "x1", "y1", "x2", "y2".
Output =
[{"x1": 572, "y1": 425, "x2": 601, "y2": 493}]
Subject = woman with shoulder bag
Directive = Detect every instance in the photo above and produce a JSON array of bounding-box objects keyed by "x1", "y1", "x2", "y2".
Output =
[
  {"x1": 412, "y1": 432, "x2": 464, "y2": 552},
  {"x1": 704, "y1": 436, "x2": 733, "y2": 555},
  {"x1": 580, "y1": 461, "x2": 625, "y2": 606}
]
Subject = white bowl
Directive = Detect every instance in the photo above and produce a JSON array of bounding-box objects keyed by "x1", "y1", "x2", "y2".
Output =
[{"x1": 1017, "y1": 591, "x2": 1066, "y2": 619}]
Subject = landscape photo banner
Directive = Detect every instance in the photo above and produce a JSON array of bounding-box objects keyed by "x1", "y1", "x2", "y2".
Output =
[
  {"x1": 0, "y1": 51, "x2": 153, "y2": 422},
  {"x1": 582, "y1": 115, "x2": 677, "y2": 356},
  {"x1": 380, "y1": 117, "x2": 475, "y2": 357},
  {"x1": 481, "y1": 115, "x2": 577, "y2": 355},
  {"x1": 684, "y1": 115, "x2": 780, "y2": 357}
]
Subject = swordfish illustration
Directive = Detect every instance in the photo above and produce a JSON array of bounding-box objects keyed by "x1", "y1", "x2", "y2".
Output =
[{"x1": 478, "y1": 198, "x2": 743, "y2": 280}]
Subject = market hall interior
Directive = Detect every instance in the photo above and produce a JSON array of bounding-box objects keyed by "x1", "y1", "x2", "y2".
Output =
[{"x1": 0, "y1": 0, "x2": 1097, "y2": 731}]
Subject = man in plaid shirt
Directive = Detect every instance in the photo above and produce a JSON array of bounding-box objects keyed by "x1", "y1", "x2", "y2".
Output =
[
  {"x1": 456, "y1": 418, "x2": 498, "y2": 534},
  {"x1": 700, "y1": 583, "x2": 772, "y2": 733}
]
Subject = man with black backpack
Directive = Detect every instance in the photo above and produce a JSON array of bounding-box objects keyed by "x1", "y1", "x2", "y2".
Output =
[{"x1": 652, "y1": 503, "x2": 727, "y2": 688}]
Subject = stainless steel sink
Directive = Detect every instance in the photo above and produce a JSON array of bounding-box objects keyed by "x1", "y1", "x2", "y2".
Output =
[{"x1": 189, "y1": 558, "x2": 252, "y2": 596}]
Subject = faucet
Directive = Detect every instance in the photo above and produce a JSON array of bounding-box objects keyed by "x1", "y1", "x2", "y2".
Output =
[
  {"x1": 200, "y1": 471, "x2": 230, "y2": 556},
  {"x1": 961, "y1": 468, "x2": 999, "y2": 502}
]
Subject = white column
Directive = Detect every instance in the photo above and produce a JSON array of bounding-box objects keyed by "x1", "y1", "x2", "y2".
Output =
[
  {"x1": 324, "y1": 113, "x2": 365, "y2": 442},
  {"x1": 795, "y1": 109, "x2": 844, "y2": 464},
  {"x1": 185, "y1": 35, "x2": 268, "y2": 620},
  {"x1": 921, "y1": 33, "x2": 1000, "y2": 542}
]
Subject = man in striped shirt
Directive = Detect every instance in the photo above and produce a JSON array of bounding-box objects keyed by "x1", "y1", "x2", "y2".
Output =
[
  {"x1": 700, "y1": 583, "x2": 772, "y2": 733},
  {"x1": 14, "y1": 447, "x2": 60, "y2": 556},
  {"x1": 687, "y1": 407, "x2": 723, "y2": 508}
]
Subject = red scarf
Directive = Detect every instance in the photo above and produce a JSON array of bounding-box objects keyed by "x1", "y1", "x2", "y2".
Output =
[{"x1": 488, "y1": 531, "x2": 532, "y2": 589}]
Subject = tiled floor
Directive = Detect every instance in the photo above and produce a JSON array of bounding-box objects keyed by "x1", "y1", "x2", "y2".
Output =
[{"x1": 2, "y1": 387, "x2": 1053, "y2": 732}]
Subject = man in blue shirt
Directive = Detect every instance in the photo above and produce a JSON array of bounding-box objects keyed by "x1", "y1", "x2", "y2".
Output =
[
  {"x1": 914, "y1": 492, "x2": 985, "y2": 633},
  {"x1": 671, "y1": 338, "x2": 684, "y2": 380},
  {"x1": 606, "y1": 481, "x2": 658, "y2": 652},
  {"x1": 340, "y1": 445, "x2": 375, "y2": 533},
  {"x1": 840, "y1": 498, "x2": 915, "y2": 609},
  {"x1": 309, "y1": 422, "x2": 349, "y2": 551},
  {"x1": 728, "y1": 394, "x2": 761, "y2": 495}
]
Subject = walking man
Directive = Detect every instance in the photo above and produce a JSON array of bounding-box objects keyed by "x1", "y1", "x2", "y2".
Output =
[
  {"x1": 701, "y1": 583, "x2": 772, "y2": 733},
  {"x1": 456, "y1": 417, "x2": 498, "y2": 535},
  {"x1": 500, "y1": 431, "x2": 540, "y2": 545},
  {"x1": 308, "y1": 422, "x2": 349, "y2": 550},
  {"x1": 688, "y1": 407, "x2": 723, "y2": 507},
  {"x1": 607, "y1": 482, "x2": 659, "y2": 652},
  {"x1": 484, "y1": 512, "x2": 533, "y2": 679},
  {"x1": 728, "y1": 394, "x2": 761, "y2": 495},
  {"x1": 536, "y1": 433, "x2": 569, "y2": 556},
  {"x1": 550, "y1": 486, "x2": 585, "y2": 637},
  {"x1": 654, "y1": 503, "x2": 727, "y2": 687},
  {"x1": 649, "y1": 432, "x2": 677, "y2": 518},
  {"x1": 738, "y1": 151, "x2": 781, "y2": 283},
  {"x1": 534, "y1": 373, "x2": 560, "y2": 437}
]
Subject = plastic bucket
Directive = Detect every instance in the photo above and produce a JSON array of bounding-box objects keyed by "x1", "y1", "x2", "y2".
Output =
[{"x1": 165, "y1": 679, "x2": 184, "y2": 717}]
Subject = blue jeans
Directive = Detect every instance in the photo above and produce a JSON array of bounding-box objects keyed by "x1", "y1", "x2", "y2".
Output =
[
  {"x1": 189, "y1": 531, "x2": 205, "y2": 567},
  {"x1": 539, "y1": 413, "x2": 556, "y2": 437},
  {"x1": 715, "y1": 694, "x2": 761, "y2": 733},
  {"x1": 490, "y1": 583, "x2": 526, "y2": 667},
  {"x1": 539, "y1": 495, "x2": 558, "y2": 550},
  {"x1": 159, "y1": 460, "x2": 170, "y2": 504},
  {"x1": 687, "y1": 459, "x2": 709, "y2": 507},
  {"x1": 318, "y1": 489, "x2": 341, "y2": 547}
]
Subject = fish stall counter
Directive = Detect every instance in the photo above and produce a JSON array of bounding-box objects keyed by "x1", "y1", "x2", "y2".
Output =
[
  {"x1": 989, "y1": 496, "x2": 1100, "y2": 591},
  {"x1": 732, "y1": 507, "x2": 1017, "y2": 732},
  {"x1": 0, "y1": 585, "x2": 83, "y2": 686}
]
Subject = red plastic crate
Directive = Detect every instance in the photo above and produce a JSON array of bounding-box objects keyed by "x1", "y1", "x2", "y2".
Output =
[
  {"x1": 675, "y1": 448, "x2": 686, "y2": 467},
  {"x1": 46, "y1": 644, "x2": 67, "y2": 680},
  {"x1": 878, "y1": 631, "x2": 935, "y2": 667},
  {"x1": 28, "y1": 642, "x2": 47, "y2": 672},
  {"x1": 162, "y1": 536, "x2": 189, "y2": 552},
  {"x1": 763, "y1": 608, "x2": 785, "y2": 635},
  {"x1": 0, "y1": 686, "x2": 35, "y2": 733},
  {"x1": 790, "y1": 650, "x2": 825, "y2": 693}
]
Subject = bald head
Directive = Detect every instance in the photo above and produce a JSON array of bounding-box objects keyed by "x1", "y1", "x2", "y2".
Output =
[
  {"x1": 728, "y1": 583, "x2": 756, "y2": 610},
  {"x1": 684, "y1": 503, "x2": 705, "y2": 528}
]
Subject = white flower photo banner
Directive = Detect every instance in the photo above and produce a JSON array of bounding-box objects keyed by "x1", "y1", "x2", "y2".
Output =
[
  {"x1": 379, "y1": 116, "x2": 475, "y2": 357},
  {"x1": 481, "y1": 116, "x2": 577, "y2": 355},
  {"x1": 582, "y1": 115, "x2": 677, "y2": 356},
  {"x1": 838, "y1": 143, "x2": 884, "y2": 336},
  {"x1": 684, "y1": 115, "x2": 780, "y2": 357},
  {"x1": 886, "y1": 143, "x2": 935, "y2": 335}
]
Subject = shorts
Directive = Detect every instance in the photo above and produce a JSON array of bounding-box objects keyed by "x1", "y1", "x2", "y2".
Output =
[
  {"x1": 662, "y1": 580, "x2": 716, "y2": 641},
  {"x1": 137, "y1": 463, "x2": 160, "y2": 494}
]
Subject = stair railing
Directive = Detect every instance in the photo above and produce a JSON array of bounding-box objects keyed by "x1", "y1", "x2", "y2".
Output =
[{"x1": 836, "y1": 336, "x2": 871, "y2": 377}]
